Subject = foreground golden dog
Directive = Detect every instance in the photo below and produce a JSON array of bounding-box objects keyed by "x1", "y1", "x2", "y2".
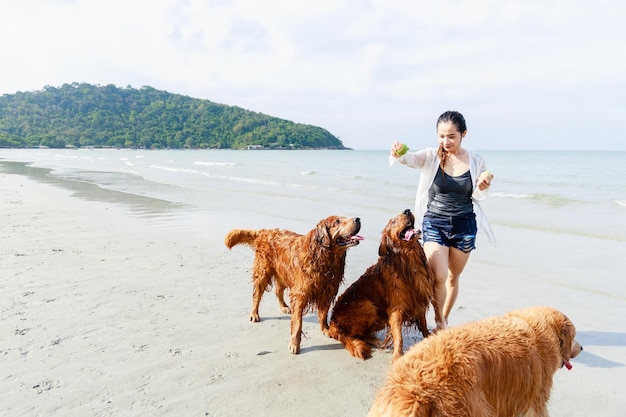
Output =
[
  {"x1": 368, "y1": 306, "x2": 583, "y2": 417},
  {"x1": 225, "y1": 216, "x2": 362, "y2": 354},
  {"x1": 328, "y1": 209, "x2": 433, "y2": 362}
]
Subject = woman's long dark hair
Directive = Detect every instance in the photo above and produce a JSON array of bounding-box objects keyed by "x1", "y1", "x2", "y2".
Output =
[{"x1": 436, "y1": 111, "x2": 467, "y2": 179}]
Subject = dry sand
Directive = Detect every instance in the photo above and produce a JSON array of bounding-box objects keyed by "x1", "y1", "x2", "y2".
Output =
[{"x1": 2, "y1": 172, "x2": 625, "y2": 417}]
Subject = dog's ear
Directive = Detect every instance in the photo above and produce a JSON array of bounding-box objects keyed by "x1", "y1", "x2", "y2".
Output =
[
  {"x1": 379, "y1": 234, "x2": 392, "y2": 257},
  {"x1": 315, "y1": 222, "x2": 332, "y2": 248},
  {"x1": 559, "y1": 317, "x2": 575, "y2": 359}
]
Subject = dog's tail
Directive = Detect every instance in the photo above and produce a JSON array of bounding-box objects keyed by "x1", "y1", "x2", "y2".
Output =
[
  {"x1": 327, "y1": 322, "x2": 372, "y2": 360},
  {"x1": 224, "y1": 229, "x2": 259, "y2": 249}
]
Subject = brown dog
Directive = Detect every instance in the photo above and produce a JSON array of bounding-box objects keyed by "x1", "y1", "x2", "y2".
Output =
[
  {"x1": 225, "y1": 216, "x2": 362, "y2": 354},
  {"x1": 367, "y1": 306, "x2": 583, "y2": 417},
  {"x1": 328, "y1": 209, "x2": 433, "y2": 362}
]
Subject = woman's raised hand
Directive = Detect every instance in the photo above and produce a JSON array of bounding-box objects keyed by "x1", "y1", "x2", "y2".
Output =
[{"x1": 391, "y1": 141, "x2": 407, "y2": 157}]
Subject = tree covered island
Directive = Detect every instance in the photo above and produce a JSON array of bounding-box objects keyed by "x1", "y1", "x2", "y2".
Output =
[{"x1": 0, "y1": 83, "x2": 348, "y2": 150}]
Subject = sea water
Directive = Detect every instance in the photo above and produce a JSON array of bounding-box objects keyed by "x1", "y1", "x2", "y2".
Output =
[
  {"x1": 1, "y1": 148, "x2": 625, "y2": 300},
  {"x1": 1, "y1": 148, "x2": 624, "y2": 237}
]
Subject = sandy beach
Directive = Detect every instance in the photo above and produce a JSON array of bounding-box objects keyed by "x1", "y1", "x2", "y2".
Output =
[{"x1": 2, "y1": 170, "x2": 626, "y2": 417}]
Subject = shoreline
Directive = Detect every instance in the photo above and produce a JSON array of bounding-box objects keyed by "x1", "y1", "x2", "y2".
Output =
[{"x1": 1, "y1": 170, "x2": 625, "y2": 416}]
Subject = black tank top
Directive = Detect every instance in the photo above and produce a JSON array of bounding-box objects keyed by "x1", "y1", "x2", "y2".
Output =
[{"x1": 427, "y1": 167, "x2": 473, "y2": 216}]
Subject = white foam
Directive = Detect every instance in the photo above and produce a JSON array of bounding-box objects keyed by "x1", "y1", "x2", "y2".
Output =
[
  {"x1": 491, "y1": 191, "x2": 533, "y2": 199},
  {"x1": 149, "y1": 164, "x2": 199, "y2": 174},
  {"x1": 194, "y1": 161, "x2": 236, "y2": 167}
]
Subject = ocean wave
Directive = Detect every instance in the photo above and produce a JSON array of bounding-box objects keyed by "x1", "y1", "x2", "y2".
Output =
[
  {"x1": 493, "y1": 220, "x2": 626, "y2": 242},
  {"x1": 300, "y1": 170, "x2": 315, "y2": 175},
  {"x1": 290, "y1": 182, "x2": 343, "y2": 192},
  {"x1": 119, "y1": 169, "x2": 144, "y2": 179},
  {"x1": 529, "y1": 193, "x2": 580, "y2": 206},
  {"x1": 336, "y1": 173, "x2": 363, "y2": 180},
  {"x1": 211, "y1": 173, "x2": 346, "y2": 193},
  {"x1": 54, "y1": 154, "x2": 80, "y2": 159},
  {"x1": 615, "y1": 200, "x2": 626, "y2": 208},
  {"x1": 491, "y1": 191, "x2": 533, "y2": 199},
  {"x1": 194, "y1": 161, "x2": 236, "y2": 167},
  {"x1": 213, "y1": 174, "x2": 281, "y2": 186},
  {"x1": 149, "y1": 164, "x2": 200, "y2": 175},
  {"x1": 492, "y1": 191, "x2": 581, "y2": 206}
]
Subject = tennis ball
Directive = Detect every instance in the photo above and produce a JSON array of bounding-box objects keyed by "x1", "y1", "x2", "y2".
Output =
[{"x1": 396, "y1": 143, "x2": 409, "y2": 156}]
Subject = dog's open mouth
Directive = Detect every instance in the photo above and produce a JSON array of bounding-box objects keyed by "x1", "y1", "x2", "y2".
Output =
[
  {"x1": 337, "y1": 235, "x2": 364, "y2": 247},
  {"x1": 400, "y1": 226, "x2": 419, "y2": 241},
  {"x1": 563, "y1": 358, "x2": 573, "y2": 370}
]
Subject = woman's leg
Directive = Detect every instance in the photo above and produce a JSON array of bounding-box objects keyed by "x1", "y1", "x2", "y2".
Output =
[
  {"x1": 443, "y1": 247, "x2": 471, "y2": 322},
  {"x1": 424, "y1": 241, "x2": 449, "y2": 330}
]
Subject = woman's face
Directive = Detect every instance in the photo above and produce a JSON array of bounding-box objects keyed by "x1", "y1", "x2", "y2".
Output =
[{"x1": 437, "y1": 121, "x2": 466, "y2": 153}]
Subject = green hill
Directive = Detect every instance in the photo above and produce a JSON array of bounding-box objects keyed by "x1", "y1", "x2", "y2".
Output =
[{"x1": 0, "y1": 83, "x2": 347, "y2": 150}]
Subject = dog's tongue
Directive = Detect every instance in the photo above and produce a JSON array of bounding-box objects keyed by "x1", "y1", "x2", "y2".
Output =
[
  {"x1": 404, "y1": 228, "x2": 416, "y2": 241},
  {"x1": 352, "y1": 235, "x2": 364, "y2": 241},
  {"x1": 563, "y1": 360, "x2": 573, "y2": 370}
]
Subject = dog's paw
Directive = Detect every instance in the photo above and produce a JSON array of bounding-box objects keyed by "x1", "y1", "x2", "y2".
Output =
[
  {"x1": 249, "y1": 314, "x2": 261, "y2": 322},
  {"x1": 288, "y1": 342, "x2": 301, "y2": 354},
  {"x1": 391, "y1": 351, "x2": 404, "y2": 363},
  {"x1": 280, "y1": 306, "x2": 292, "y2": 315},
  {"x1": 432, "y1": 322, "x2": 447, "y2": 334}
]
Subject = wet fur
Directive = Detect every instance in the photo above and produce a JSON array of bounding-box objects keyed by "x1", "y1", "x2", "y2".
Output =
[
  {"x1": 328, "y1": 209, "x2": 433, "y2": 362},
  {"x1": 367, "y1": 306, "x2": 583, "y2": 417},
  {"x1": 225, "y1": 216, "x2": 361, "y2": 354}
]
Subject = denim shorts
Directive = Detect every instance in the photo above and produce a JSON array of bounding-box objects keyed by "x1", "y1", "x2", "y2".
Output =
[{"x1": 422, "y1": 212, "x2": 477, "y2": 253}]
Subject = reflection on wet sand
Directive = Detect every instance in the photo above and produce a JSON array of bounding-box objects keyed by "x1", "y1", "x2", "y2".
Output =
[{"x1": 0, "y1": 161, "x2": 185, "y2": 219}]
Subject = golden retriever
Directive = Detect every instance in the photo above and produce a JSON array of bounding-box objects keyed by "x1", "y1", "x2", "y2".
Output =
[
  {"x1": 225, "y1": 216, "x2": 362, "y2": 354},
  {"x1": 328, "y1": 209, "x2": 433, "y2": 362},
  {"x1": 367, "y1": 306, "x2": 583, "y2": 417}
]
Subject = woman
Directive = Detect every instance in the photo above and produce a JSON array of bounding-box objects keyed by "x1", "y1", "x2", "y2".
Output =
[{"x1": 390, "y1": 110, "x2": 495, "y2": 331}]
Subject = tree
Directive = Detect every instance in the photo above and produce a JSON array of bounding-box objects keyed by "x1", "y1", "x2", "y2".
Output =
[{"x1": 0, "y1": 83, "x2": 347, "y2": 150}]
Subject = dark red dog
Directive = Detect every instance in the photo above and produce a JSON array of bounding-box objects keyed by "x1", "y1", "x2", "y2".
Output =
[
  {"x1": 225, "y1": 216, "x2": 362, "y2": 354},
  {"x1": 328, "y1": 209, "x2": 433, "y2": 362}
]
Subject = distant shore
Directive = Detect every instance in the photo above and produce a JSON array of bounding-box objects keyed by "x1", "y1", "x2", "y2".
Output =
[{"x1": 0, "y1": 145, "x2": 353, "y2": 150}]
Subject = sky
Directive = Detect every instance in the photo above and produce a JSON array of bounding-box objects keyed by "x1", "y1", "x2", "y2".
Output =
[{"x1": 1, "y1": 0, "x2": 625, "y2": 150}]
